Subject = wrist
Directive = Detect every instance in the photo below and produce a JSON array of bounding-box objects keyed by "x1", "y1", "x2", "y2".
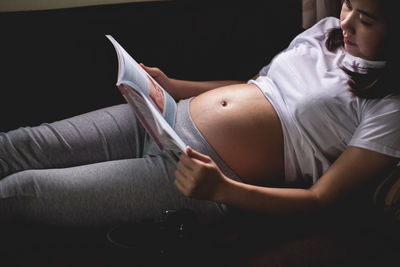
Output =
[
  {"x1": 167, "y1": 78, "x2": 183, "y2": 100},
  {"x1": 212, "y1": 175, "x2": 237, "y2": 203}
]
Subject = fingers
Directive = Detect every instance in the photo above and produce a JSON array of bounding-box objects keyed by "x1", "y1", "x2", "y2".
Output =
[
  {"x1": 174, "y1": 148, "x2": 224, "y2": 200},
  {"x1": 139, "y1": 63, "x2": 147, "y2": 71},
  {"x1": 174, "y1": 157, "x2": 196, "y2": 197},
  {"x1": 176, "y1": 154, "x2": 194, "y2": 174},
  {"x1": 139, "y1": 63, "x2": 160, "y2": 77},
  {"x1": 176, "y1": 146, "x2": 213, "y2": 177},
  {"x1": 139, "y1": 62, "x2": 148, "y2": 69},
  {"x1": 175, "y1": 147, "x2": 210, "y2": 187},
  {"x1": 186, "y1": 146, "x2": 211, "y2": 163},
  {"x1": 173, "y1": 168, "x2": 188, "y2": 194}
]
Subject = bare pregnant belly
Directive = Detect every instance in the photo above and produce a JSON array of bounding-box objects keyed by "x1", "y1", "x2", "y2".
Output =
[{"x1": 190, "y1": 83, "x2": 284, "y2": 186}]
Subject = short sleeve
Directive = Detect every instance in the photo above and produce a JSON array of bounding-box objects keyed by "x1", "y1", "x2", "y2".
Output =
[
  {"x1": 258, "y1": 63, "x2": 271, "y2": 76},
  {"x1": 257, "y1": 17, "x2": 340, "y2": 78},
  {"x1": 349, "y1": 96, "x2": 400, "y2": 159}
]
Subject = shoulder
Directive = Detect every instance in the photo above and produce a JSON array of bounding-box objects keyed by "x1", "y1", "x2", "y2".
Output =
[
  {"x1": 359, "y1": 94, "x2": 400, "y2": 128},
  {"x1": 289, "y1": 17, "x2": 340, "y2": 48},
  {"x1": 315, "y1": 17, "x2": 340, "y2": 30},
  {"x1": 302, "y1": 17, "x2": 339, "y2": 36},
  {"x1": 363, "y1": 94, "x2": 400, "y2": 115},
  {"x1": 353, "y1": 94, "x2": 400, "y2": 158}
]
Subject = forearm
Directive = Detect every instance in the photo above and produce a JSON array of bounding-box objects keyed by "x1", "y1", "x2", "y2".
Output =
[
  {"x1": 170, "y1": 79, "x2": 244, "y2": 100},
  {"x1": 216, "y1": 179, "x2": 322, "y2": 216},
  {"x1": 176, "y1": 148, "x2": 322, "y2": 216}
]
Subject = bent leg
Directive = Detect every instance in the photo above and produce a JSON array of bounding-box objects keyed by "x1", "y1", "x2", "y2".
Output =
[
  {"x1": 0, "y1": 104, "x2": 149, "y2": 179},
  {"x1": 0, "y1": 154, "x2": 223, "y2": 226}
]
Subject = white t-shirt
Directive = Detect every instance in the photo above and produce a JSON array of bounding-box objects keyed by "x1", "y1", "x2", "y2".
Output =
[{"x1": 249, "y1": 17, "x2": 400, "y2": 186}]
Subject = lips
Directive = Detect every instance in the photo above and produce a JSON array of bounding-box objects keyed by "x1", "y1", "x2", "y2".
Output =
[{"x1": 343, "y1": 37, "x2": 357, "y2": 47}]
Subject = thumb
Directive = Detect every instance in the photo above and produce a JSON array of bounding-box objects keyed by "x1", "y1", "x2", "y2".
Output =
[
  {"x1": 139, "y1": 63, "x2": 153, "y2": 73},
  {"x1": 139, "y1": 63, "x2": 147, "y2": 70},
  {"x1": 140, "y1": 63, "x2": 161, "y2": 78},
  {"x1": 186, "y1": 146, "x2": 211, "y2": 163}
]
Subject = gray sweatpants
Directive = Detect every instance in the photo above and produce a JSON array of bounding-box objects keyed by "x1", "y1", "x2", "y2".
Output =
[{"x1": 0, "y1": 99, "x2": 239, "y2": 227}]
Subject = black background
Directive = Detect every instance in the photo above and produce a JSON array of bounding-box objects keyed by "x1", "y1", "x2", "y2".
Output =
[
  {"x1": 1, "y1": 2, "x2": 399, "y2": 267},
  {"x1": 0, "y1": 0, "x2": 302, "y2": 132}
]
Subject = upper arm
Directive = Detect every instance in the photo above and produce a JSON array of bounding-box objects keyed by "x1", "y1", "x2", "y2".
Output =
[{"x1": 309, "y1": 146, "x2": 399, "y2": 208}]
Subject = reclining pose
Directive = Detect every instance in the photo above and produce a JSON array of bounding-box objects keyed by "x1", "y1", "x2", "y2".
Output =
[{"x1": 0, "y1": 0, "x2": 399, "y2": 226}]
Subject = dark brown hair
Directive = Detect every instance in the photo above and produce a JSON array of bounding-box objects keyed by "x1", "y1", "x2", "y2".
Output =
[{"x1": 325, "y1": 0, "x2": 398, "y2": 99}]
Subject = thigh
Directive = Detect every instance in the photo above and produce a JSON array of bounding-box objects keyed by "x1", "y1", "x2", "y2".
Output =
[
  {"x1": 0, "y1": 154, "x2": 223, "y2": 226},
  {"x1": 0, "y1": 104, "x2": 149, "y2": 178}
]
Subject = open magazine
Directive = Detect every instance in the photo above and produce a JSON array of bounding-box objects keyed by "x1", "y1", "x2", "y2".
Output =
[{"x1": 106, "y1": 35, "x2": 186, "y2": 154}]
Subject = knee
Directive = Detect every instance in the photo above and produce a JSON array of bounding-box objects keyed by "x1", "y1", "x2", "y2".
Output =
[{"x1": 0, "y1": 170, "x2": 43, "y2": 199}]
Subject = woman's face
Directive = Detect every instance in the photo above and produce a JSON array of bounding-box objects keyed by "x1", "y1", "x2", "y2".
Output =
[{"x1": 340, "y1": 0, "x2": 388, "y2": 60}]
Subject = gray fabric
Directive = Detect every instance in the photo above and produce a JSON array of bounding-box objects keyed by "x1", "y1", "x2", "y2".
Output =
[
  {"x1": 175, "y1": 98, "x2": 241, "y2": 182},
  {"x1": 0, "y1": 103, "x2": 228, "y2": 227}
]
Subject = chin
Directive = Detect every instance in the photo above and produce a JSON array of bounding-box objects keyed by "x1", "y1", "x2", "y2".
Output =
[{"x1": 344, "y1": 45, "x2": 362, "y2": 58}]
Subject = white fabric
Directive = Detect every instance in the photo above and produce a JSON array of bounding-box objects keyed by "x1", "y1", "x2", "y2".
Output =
[{"x1": 249, "y1": 17, "x2": 400, "y2": 186}]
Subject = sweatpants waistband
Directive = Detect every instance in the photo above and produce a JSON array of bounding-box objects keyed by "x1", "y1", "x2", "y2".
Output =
[{"x1": 174, "y1": 98, "x2": 241, "y2": 182}]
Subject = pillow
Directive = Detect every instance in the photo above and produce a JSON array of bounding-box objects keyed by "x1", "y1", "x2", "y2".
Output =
[{"x1": 373, "y1": 165, "x2": 400, "y2": 221}]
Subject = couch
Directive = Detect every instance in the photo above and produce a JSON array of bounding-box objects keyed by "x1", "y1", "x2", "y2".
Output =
[{"x1": 0, "y1": 1, "x2": 399, "y2": 266}]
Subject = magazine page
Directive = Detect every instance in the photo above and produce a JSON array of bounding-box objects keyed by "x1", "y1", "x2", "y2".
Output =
[
  {"x1": 117, "y1": 84, "x2": 165, "y2": 150},
  {"x1": 106, "y1": 35, "x2": 186, "y2": 154},
  {"x1": 142, "y1": 94, "x2": 187, "y2": 153},
  {"x1": 106, "y1": 35, "x2": 176, "y2": 126},
  {"x1": 118, "y1": 84, "x2": 186, "y2": 153}
]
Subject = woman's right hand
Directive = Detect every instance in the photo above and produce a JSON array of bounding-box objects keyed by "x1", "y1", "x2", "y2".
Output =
[
  {"x1": 174, "y1": 146, "x2": 229, "y2": 201},
  {"x1": 139, "y1": 63, "x2": 178, "y2": 100}
]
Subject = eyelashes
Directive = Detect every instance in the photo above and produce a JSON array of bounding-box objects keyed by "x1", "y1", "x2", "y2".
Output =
[
  {"x1": 344, "y1": 0, "x2": 351, "y2": 9},
  {"x1": 343, "y1": 0, "x2": 374, "y2": 27},
  {"x1": 360, "y1": 20, "x2": 372, "y2": 26}
]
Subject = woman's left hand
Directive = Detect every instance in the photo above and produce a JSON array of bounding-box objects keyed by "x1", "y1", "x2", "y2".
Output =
[{"x1": 174, "y1": 146, "x2": 228, "y2": 201}]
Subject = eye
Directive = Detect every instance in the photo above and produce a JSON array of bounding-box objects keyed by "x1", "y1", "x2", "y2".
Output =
[
  {"x1": 344, "y1": 0, "x2": 352, "y2": 9},
  {"x1": 360, "y1": 20, "x2": 372, "y2": 26}
]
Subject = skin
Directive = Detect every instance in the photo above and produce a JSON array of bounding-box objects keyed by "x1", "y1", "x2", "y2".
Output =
[
  {"x1": 340, "y1": 0, "x2": 388, "y2": 60},
  {"x1": 140, "y1": 0, "x2": 399, "y2": 217},
  {"x1": 189, "y1": 83, "x2": 284, "y2": 186}
]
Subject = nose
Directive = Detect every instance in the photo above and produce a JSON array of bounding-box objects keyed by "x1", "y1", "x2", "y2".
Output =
[{"x1": 341, "y1": 12, "x2": 356, "y2": 35}]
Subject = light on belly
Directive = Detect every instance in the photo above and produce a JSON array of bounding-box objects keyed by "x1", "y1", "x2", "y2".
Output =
[{"x1": 190, "y1": 83, "x2": 285, "y2": 185}]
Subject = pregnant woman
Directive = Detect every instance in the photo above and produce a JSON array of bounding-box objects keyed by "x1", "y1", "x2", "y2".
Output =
[{"x1": 0, "y1": 0, "x2": 399, "y2": 227}]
